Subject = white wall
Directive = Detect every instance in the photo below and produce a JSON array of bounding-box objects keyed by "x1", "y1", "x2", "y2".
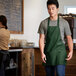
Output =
[
  {"x1": 10, "y1": 0, "x2": 76, "y2": 47},
  {"x1": 58, "y1": 0, "x2": 76, "y2": 13}
]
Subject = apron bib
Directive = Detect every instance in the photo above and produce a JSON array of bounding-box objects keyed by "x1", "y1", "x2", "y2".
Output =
[{"x1": 43, "y1": 16, "x2": 67, "y2": 66}]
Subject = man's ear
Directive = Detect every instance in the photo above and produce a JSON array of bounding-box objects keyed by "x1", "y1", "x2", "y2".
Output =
[{"x1": 57, "y1": 8, "x2": 59, "y2": 11}]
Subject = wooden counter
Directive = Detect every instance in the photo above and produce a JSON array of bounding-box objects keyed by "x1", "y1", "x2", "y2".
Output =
[
  {"x1": 7, "y1": 47, "x2": 76, "y2": 76},
  {"x1": 7, "y1": 48, "x2": 34, "y2": 76}
]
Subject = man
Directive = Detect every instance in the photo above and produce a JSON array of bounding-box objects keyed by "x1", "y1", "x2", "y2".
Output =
[{"x1": 38, "y1": 0, "x2": 73, "y2": 76}]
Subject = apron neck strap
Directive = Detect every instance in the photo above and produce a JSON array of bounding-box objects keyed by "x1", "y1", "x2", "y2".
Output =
[{"x1": 57, "y1": 15, "x2": 59, "y2": 26}]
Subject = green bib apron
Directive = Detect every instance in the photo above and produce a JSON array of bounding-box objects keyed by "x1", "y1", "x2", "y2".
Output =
[{"x1": 43, "y1": 16, "x2": 67, "y2": 66}]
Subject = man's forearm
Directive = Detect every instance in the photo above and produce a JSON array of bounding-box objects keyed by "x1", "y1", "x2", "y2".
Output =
[
  {"x1": 67, "y1": 36, "x2": 73, "y2": 52},
  {"x1": 39, "y1": 38, "x2": 45, "y2": 55}
]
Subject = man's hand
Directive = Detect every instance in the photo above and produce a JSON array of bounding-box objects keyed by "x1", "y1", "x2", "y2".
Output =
[
  {"x1": 41, "y1": 53, "x2": 46, "y2": 63},
  {"x1": 66, "y1": 51, "x2": 73, "y2": 61}
]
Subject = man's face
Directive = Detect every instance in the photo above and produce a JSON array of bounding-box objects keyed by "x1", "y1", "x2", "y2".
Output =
[{"x1": 47, "y1": 4, "x2": 59, "y2": 17}]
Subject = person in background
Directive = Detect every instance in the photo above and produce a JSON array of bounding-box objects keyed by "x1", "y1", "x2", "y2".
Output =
[
  {"x1": 0, "y1": 15, "x2": 10, "y2": 76},
  {"x1": 38, "y1": 0, "x2": 73, "y2": 76}
]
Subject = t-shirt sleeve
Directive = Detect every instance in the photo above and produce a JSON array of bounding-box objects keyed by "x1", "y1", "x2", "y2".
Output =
[
  {"x1": 38, "y1": 21, "x2": 45, "y2": 34},
  {"x1": 64, "y1": 21, "x2": 71, "y2": 36}
]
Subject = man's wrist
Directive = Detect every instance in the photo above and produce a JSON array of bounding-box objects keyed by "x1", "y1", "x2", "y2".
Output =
[
  {"x1": 41, "y1": 52, "x2": 44, "y2": 55},
  {"x1": 69, "y1": 50, "x2": 73, "y2": 53}
]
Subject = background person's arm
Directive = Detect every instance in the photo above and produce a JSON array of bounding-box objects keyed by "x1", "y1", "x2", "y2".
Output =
[
  {"x1": 39, "y1": 34, "x2": 46, "y2": 63},
  {"x1": 66, "y1": 35, "x2": 73, "y2": 60}
]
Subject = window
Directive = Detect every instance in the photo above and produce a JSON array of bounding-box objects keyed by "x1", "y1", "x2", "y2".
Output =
[{"x1": 64, "y1": 6, "x2": 76, "y2": 14}]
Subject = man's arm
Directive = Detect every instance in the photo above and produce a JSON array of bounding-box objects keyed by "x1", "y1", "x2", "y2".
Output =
[
  {"x1": 66, "y1": 35, "x2": 73, "y2": 60},
  {"x1": 39, "y1": 34, "x2": 46, "y2": 63}
]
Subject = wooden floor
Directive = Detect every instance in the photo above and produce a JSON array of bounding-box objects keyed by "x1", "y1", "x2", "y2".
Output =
[{"x1": 35, "y1": 48, "x2": 76, "y2": 76}]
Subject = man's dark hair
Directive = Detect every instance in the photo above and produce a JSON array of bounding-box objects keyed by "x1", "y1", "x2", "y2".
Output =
[
  {"x1": 0, "y1": 15, "x2": 8, "y2": 29},
  {"x1": 47, "y1": 0, "x2": 59, "y2": 8}
]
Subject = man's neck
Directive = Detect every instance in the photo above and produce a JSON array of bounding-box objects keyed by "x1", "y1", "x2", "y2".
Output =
[{"x1": 50, "y1": 15, "x2": 58, "y2": 21}]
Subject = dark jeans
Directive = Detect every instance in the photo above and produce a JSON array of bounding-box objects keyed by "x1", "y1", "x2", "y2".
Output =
[
  {"x1": 45, "y1": 65, "x2": 65, "y2": 76},
  {"x1": 0, "y1": 50, "x2": 10, "y2": 76}
]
